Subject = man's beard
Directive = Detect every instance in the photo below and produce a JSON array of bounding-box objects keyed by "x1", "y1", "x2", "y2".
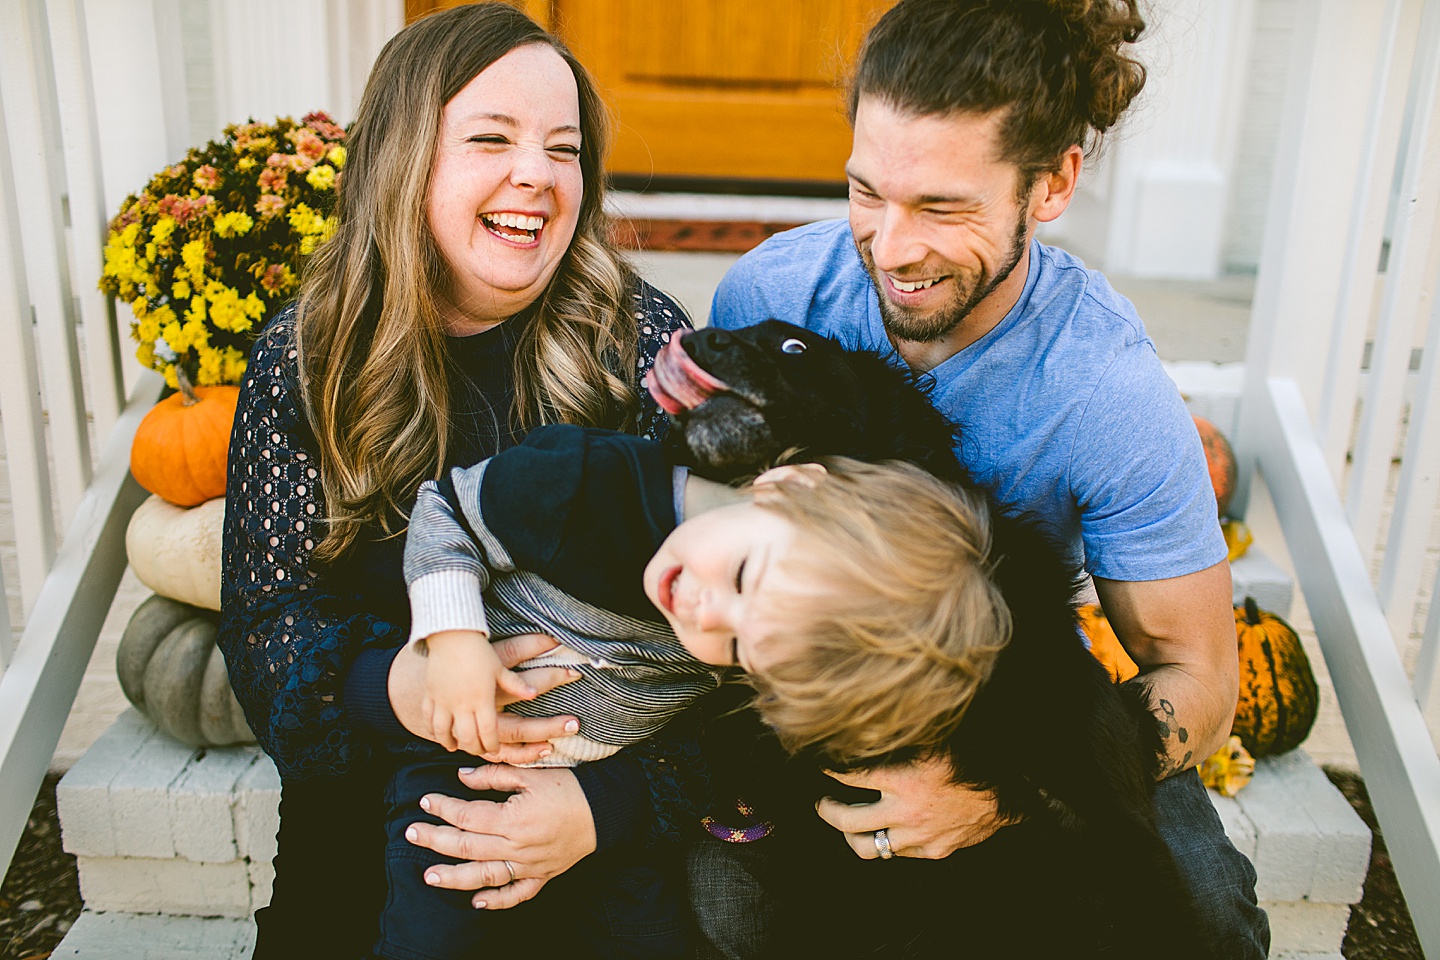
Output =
[{"x1": 862, "y1": 209, "x2": 1030, "y2": 345}]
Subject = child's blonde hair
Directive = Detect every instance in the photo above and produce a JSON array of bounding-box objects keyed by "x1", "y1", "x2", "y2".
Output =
[{"x1": 748, "y1": 459, "x2": 1012, "y2": 762}]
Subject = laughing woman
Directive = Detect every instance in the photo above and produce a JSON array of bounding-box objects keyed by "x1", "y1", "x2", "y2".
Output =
[{"x1": 216, "y1": 5, "x2": 697, "y2": 956}]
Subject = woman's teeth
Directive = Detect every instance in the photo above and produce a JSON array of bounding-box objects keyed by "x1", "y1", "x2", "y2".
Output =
[
  {"x1": 482, "y1": 212, "x2": 544, "y2": 242},
  {"x1": 891, "y1": 277, "x2": 939, "y2": 292}
]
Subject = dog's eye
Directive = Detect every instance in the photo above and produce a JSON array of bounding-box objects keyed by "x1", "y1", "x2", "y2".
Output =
[{"x1": 780, "y1": 338, "x2": 807, "y2": 355}]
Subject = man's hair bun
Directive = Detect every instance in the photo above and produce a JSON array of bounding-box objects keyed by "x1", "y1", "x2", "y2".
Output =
[{"x1": 850, "y1": 0, "x2": 1148, "y2": 183}]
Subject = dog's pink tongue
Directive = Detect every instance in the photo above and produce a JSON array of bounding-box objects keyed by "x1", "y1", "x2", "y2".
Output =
[{"x1": 646, "y1": 332, "x2": 730, "y2": 414}]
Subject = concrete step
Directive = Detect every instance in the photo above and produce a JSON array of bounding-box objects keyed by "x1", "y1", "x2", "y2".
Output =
[
  {"x1": 51, "y1": 911, "x2": 255, "y2": 959},
  {"x1": 56, "y1": 709, "x2": 278, "y2": 918},
  {"x1": 55, "y1": 714, "x2": 1371, "y2": 957}
]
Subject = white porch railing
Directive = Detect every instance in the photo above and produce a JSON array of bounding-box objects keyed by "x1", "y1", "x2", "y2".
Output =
[
  {"x1": 1234, "y1": 0, "x2": 1440, "y2": 953},
  {"x1": 0, "y1": 0, "x2": 164, "y2": 876}
]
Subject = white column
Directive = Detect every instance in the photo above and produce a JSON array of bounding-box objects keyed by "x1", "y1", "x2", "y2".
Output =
[
  {"x1": 1099, "y1": 0, "x2": 1257, "y2": 279},
  {"x1": 83, "y1": 0, "x2": 189, "y2": 218},
  {"x1": 205, "y1": 0, "x2": 400, "y2": 135}
]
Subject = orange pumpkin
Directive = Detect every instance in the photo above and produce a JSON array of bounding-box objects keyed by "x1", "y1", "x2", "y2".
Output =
[
  {"x1": 1194, "y1": 416, "x2": 1238, "y2": 517},
  {"x1": 130, "y1": 375, "x2": 239, "y2": 507},
  {"x1": 1232, "y1": 597, "x2": 1319, "y2": 757},
  {"x1": 1076, "y1": 604, "x2": 1140, "y2": 683}
]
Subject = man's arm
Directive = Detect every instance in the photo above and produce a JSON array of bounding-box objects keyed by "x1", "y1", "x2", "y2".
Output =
[{"x1": 1094, "y1": 559, "x2": 1238, "y2": 775}]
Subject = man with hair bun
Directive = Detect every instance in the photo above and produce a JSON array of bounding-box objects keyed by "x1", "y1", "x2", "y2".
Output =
[{"x1": 709, "y1": 0, "x2": 1268, "y2": 956}]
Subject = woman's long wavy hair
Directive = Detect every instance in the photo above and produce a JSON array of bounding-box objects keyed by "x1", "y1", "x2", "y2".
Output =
[{"x1": 297, "y1": 2, "x2": 639, "y2": 562}]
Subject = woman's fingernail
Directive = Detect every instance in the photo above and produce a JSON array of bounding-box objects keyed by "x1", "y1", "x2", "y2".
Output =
[
  {"x1": 419, "y1": 796, "x2": 431, "y2": 811},
  {"x1": 539, "y1": 747, "x2": 553, "y2": 758},
  {"x1": 566, "y1": 668, "x2": 582, "y2": 678},
  {"x1": 474, "y1": 900, "x2": 486, "y2": 909},
  {"x1": 458, "y1": 766, "x2": 475, "y2": 775},
  {"x1": 564, "y1": 720, "x2": 579, "y2": 734},
  {"x1": 405, "y1": 826, "x2": 418, "y2": 843},
  {"x1": 425, "y1": 872, "x2": 440, "y2": 886}
]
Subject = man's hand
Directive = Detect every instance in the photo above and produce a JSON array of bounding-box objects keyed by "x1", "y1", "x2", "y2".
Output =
[
  {"x1": 815, "y1": 756, "x2": 1011, "y2": 860},
  {"x1": 405, "y1": 765, "x2": 597, "y2": 909},
  {"x1": 390, "y1": 633, "x2": 581, "y2": 763}
]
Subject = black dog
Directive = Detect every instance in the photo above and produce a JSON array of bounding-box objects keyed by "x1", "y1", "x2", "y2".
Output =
[{"x1": 648, "y1": 321, "x2": 1207, "y2": 960}]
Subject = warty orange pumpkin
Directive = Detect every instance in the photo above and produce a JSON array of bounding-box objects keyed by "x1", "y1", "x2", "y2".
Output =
[
  {"x1": 1231, "y1": 596, "x2": 1319, "y2": 757},
  {"x1": 130, "y1": 371, "x2": 239, "y2": 507}
]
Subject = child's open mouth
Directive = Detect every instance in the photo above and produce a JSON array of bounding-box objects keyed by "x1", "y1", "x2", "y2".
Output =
[
  {"x1": 656, "y1": 564, "x2": 682, "y2": 615},
  {"x1": 481, "y1": 211, "x2": 545, "y2": 245}
]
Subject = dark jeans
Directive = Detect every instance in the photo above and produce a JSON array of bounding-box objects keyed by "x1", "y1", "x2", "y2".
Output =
[
  {"x1": 373, "y1": 744, "x2": 691, "y2": 960},
  {"x1": 1154, "y1": 768, "x2": 1270, "y2": 960},
  {"x1": 251, "y1": 768, "x2": 389, "y2": 960},
  {"x1": 689, "y1": 769, "x2": 1270, "y2": 960}
]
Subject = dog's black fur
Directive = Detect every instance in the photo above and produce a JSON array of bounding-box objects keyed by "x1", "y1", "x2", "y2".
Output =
[{"x1": 660, "y1": 321, "x2": 1207, "y2": 959}]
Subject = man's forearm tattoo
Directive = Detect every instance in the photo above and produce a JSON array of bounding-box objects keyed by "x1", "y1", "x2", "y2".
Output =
[{"x1": 1154, "y1": 697, "x2": 1191, "y2": 776}]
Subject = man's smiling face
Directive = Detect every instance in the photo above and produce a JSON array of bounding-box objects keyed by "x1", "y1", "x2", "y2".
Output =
[{"x1": 847, "y1": 99, "x2": 1032, "y2": 347}]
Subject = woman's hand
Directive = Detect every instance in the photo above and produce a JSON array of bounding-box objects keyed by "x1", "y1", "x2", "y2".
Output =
[
  {"x1": 390, "y1": 633, "x2": 582, "y2": 764},
  {"x1": 406, "y1": 764, "x2": 597, "y2": 909},
  {"x1": 815, "y1": 756, "x2": 1013, "y2": 860}
]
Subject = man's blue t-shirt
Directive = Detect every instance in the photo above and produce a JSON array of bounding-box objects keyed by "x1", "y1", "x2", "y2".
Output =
[{"x1": 709, "y1": 219, "x2": 1225, "y2": 582}]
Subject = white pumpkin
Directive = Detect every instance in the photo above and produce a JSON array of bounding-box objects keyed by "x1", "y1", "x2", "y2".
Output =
[{"x1": 126, "y1": 494, "x2": 224, "y2": 610}]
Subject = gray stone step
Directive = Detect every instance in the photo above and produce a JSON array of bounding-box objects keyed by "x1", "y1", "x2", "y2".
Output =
[{"x1": 56, "y1": 713, "x2": 1371, "y2": 957}]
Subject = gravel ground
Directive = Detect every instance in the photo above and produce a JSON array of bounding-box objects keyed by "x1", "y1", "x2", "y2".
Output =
[
  {"x1": 1325, "y1": 767, "x2": 1425, "y2": 960},
  {"x1": 0, "y1": 775, "x2": 79, "y2": 960},
  {"x1": 0, "y1": 770, "x2": 1426, "y2": 959}
]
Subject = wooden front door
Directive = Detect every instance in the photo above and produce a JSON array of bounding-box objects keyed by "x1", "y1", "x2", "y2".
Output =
[{"x1": 405, "y1": 0, "x2": 895, "y2": 187}]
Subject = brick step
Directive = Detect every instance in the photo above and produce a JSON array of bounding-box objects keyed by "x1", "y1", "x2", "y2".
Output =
[{"x1": 56, "y1": 712, "x2": 1370, "y2": 957}]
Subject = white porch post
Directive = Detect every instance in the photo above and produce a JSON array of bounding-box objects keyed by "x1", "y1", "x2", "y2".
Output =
[
  {"x1": 1099, "y1": 0, "x2": 1256, "y2": 279},
  {"x1": 205, "y1": 0, "x2": 401, "y2": 134}
]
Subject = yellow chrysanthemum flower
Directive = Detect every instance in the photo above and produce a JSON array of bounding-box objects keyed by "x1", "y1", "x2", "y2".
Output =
[
  {"x1": 172, "y1": 280, "x2": 192, "y2": 300},
  {"x1": 185, "y1": 296, "x2": 207, "y2": 327},
  {"x1": 214, "y1": 211, "x2": 254, "y2": 238},
  {"x1": 196, "y1": 345, "x2": 224, "y2": 385},
  {"x1": 305, "y1": 165, "x2": 336, "y2": 190},
  {"x1": 221, "y1": 346, "x2": 248, "y2": 383},
  {"x1": 327, "y1": 145, "x2": 346, "y2": 169},
  {"x1": 136, "y1": 314, "x2": 161, "y2": 344},
  {"x1": 162, "y1": 319, "x2": 185, "y2": 353},
  {"x1": 181, "y1": 239, "x2": 208, "y2": 282},
  {"x1": 152, "y1": 216, "x2": 177, "y2": 244},
  {"x1": 287, "y1": 203, "x2": 325, "y2": 236}
]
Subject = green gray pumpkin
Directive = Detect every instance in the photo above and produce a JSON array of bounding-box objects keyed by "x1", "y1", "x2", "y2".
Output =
[{"x1": 117, "y1": 593, "x2": 255, "y2": 746}]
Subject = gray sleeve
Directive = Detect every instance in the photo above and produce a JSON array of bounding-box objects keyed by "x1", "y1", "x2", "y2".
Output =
[{"x1": 403, "y1": 462, "x2": 514, "y2": 645}]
